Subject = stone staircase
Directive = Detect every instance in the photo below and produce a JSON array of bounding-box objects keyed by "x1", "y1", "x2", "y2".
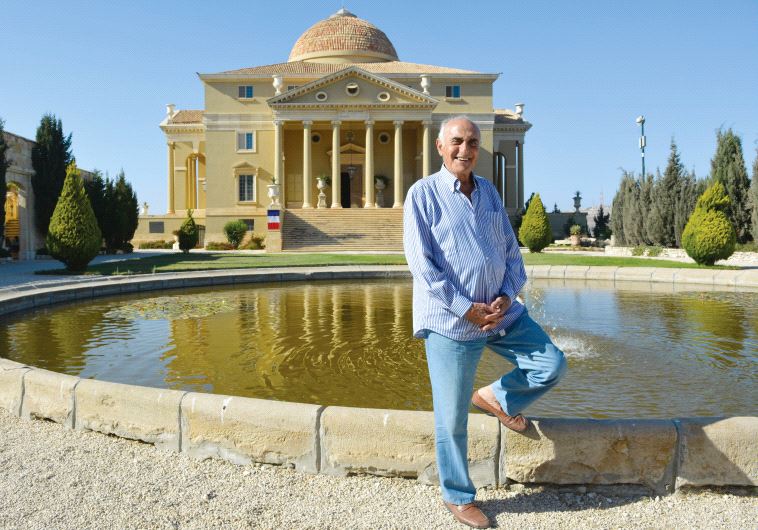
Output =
[{"x1": 282, "y1": 208, "x2": 403, "y2": 251}]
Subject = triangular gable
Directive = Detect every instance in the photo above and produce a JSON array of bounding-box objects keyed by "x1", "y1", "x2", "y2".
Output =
[
  {"x1": 268, "y1": 66, "x2": 438, "y2": 109},
  {"x1": 326, "y1": 142, "x2": 366, "y2": 157}
]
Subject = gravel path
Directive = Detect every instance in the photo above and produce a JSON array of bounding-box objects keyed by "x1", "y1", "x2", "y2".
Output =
[{"x1": 1, "y1": 409, "x2": 754, "y2": 529}]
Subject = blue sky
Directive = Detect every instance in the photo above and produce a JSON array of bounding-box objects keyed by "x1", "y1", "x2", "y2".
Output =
[{"x1": 2, "y1": 0, "x2": 757, "y2": 213}]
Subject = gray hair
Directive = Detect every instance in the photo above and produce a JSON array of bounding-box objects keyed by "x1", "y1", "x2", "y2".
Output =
[{"x1": 437, "y1": 115, "x2": 480, "y2": 141}]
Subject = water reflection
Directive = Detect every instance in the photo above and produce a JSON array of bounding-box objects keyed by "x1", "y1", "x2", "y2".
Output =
[{"x1": 0, "y1": 279, "x2": 756, "y2": 418}]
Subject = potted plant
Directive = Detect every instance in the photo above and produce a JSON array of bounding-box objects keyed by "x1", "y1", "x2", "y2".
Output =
[{"x1": 569, "y1": 224, "x2": 582, "y2": 247}]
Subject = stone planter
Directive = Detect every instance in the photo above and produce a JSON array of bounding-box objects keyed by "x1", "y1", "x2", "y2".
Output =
[
  {"x1": 375, "y1": 179, "x2": 387, "y2": 208},
  {"x1": 316, "y1": 178, "x2": 329, "y2": 209},
  {"x1": 267, "y1": 184, "x2": 281, "y2": 207}
]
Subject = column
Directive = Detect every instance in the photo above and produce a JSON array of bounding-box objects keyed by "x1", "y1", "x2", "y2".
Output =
[
  {"x1": 190, "y1": 154, "x2": 197, "y2": 209},
  {"x1": 421, "y1": 120, "x2": 432, "y2": 178},
  {"x1": 517, "y1": 141, "x2": 524, "y2": 209},
  {"x1": 331, "y1": 120, "x2": 342, "y2": 208},
  {"x1": 393, "y1": 120, "x2": 404, "y2": 208},
  {"x1": 167, "y1": 142, "x2": 175, "y2": 213},
  {"x1": 185, "y1": 155, "x2": 192, "y2": 209},
  {"x1": 302, "y1": 121, "x2": 313, "y2": 208},
  {"x1": 274, "y1": 120, "x2": 284, "y2": 206},
  {"x1": 364, "y1": 120, "x2": 375, "y2": 208}
]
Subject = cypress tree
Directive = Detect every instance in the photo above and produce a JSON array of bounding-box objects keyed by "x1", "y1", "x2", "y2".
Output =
[
  {"x1": 110, "y1": 170, "x2": 139, "y2": 251},
  {"x1": 645, "y1": 169, "x2": 667, "y2": 246},
  {"x1": 518, "y1": 193, "x2": 552, "y2": 252},
  {"x1": 621, "y1": 173, "x2": 643, "y2": 245},
  {"x1": 611, "y1": 171, "x2": 632, "y2": 245},
  {"x1": 84, "y1": 170, "x2": 107, "y2": 237},
  {"x1": 31, "y1": 114, "x2": 73, "y2": 235},
  {"x1": 638, "y1": 172, "x2": 655, "y2": 245},
  {"x1": 648, "y1": 141, "x2": 685, "y2": 247},
  {"x1": 674, "y1": 171, "x2": 704, "y2": 248},
  {"x1": 0, "y1": 119, "x2": 9, "y2": 243},
  {"x1": 710, "y1": 129, "x2": 751, "y2": 243},
  {"x1": 593, "y1": 204, "x2": 610, "y2": 239},
  {"x1": 750, "y1": 149, "x2": 758, "y2": 242},
  {"x1": 46, "y1": 163, "x2": 101, "y2": 272}
]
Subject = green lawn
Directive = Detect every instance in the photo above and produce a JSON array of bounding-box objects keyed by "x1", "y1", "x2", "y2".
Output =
[
  {"x1": 521, "y1": 253, "x2": 737, "y2": 269},
  {"x1": 36, "y1": 250, "x2": 738, "y2": 276}
]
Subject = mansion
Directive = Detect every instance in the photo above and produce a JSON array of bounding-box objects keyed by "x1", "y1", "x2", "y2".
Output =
[{"x1": 134, "y1": 8, "x2": 531, "y2": 250}]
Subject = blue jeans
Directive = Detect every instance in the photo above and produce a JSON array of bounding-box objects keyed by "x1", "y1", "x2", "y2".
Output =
[{"x1": 424, "y1": 311, "x2": 567, "y2": 504}]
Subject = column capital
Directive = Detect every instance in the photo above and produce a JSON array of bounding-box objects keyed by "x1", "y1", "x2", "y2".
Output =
[
  {"x1": 167, "y1": 140, "x2": 175, "y2": 147},
  {"x1": 302, "y1": 120, "x2": 313, "y2": 127},
  {"x1": 331, "y1": 120, "x2": 342, "y2": 126},
  {"x1": 273, "y1": 119, "x2": 284, "y2": 127},
  {"x1": 422, "y1": 120, "x2": 433, "y2": 126},
  {"x1": 364, "y1": 120, "x2": 375, "y2": 127},
  {"x1": 393, "y1": 120, "x2": 404, "y2": 127}
]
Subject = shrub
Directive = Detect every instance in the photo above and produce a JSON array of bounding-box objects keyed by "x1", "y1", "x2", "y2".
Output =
[
  {"x1": 647, "y1": 245, "x2": 663, "y2": 257},
  {"x1": 177, "y1": 210, "x2": 199, "y2": 253},
  {"x1": 138, "y1": 240, "x2": 173, "y2": 249},
  {"x1": 205, "y1": 241, "x2": 234, "y2": 250},
  {"x1": 681, "y1": 181, "x2": 736, "y2": 266},
  {"x1": 569, "y1": 224, "x2": 582, "y2": 236},
  {"x1": 223, "y1": 220, "x2": 248, "y2": 248},
  {"x1": 240, "y1": 233, "x2": 266, "y2": 250},
  {"x1": 631, "y1": 245, "x2": 646, "y2": 256},
  {"x1": 46, "y1": 163, "x2": 102, "y2": 272},
  {"x1": 518, "y1": 193, "x2": 552, "y2": 252}
]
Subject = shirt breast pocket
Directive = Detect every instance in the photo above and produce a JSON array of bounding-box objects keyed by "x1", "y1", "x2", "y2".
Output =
[{"x1": 482, "y1": 211, "x2": 508, "y2": 245}]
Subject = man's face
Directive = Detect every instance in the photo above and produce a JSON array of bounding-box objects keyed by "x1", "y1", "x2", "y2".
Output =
[{"x1": 436, "y1": 119, "x2": 480, "y2": 180}]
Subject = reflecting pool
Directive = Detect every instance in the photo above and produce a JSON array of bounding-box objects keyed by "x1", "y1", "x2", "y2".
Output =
[{"x1": 1, "y1": 279, "x2": 756, "y2": 418}]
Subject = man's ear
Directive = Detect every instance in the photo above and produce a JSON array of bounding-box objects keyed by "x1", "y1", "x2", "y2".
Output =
[{"x1": 435, "y1": 138, "x2": 444, "y2": 156}]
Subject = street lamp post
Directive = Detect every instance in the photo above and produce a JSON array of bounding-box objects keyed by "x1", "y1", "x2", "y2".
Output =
[{"x1": 635, "y1": 115, "x2": 646, "y2": 178}]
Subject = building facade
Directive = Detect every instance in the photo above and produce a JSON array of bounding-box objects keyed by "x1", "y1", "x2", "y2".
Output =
[
  {"x1": 3, "y1": 132, "x2": 39, "y2": 260},
  {"x1": 134, "y1": 8, "x2": 531, "y2": 249}
]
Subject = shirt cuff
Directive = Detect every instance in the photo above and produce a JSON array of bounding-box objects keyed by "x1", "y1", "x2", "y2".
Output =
[{"x1": 450, "y1": 294, "x2": 473, "y2": 318}]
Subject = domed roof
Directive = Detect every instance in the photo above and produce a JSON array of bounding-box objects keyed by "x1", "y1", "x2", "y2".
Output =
[{"x1": 288, "y1": 8, "x2": 399, "y2": 64}]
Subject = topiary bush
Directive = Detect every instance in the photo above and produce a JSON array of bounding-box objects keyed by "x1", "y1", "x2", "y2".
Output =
[
  {"x1": 240, "y1": 233, "x2": 266, "y2": 250},
  {"x1": 178, "y1": 209, "x2": 199, "y2": 253},
  {"x1": 681, "y1": 181, "x2": 736, "y2": 266},
  {"x1": 46, "y1": 163, "x2": 102, "y2": 272},
  {"x1": 223, "y1": 220, "x2": 248, "y2": 248},
  {"x1": 205, "y1": 241, "x2": 234, "y2": 250},
  {"x1": 138, "y1": 240, "x2": 173, "y2": 249},
  {"x1": 518, "y1": 193, "x2": 552, "y2": 252}
]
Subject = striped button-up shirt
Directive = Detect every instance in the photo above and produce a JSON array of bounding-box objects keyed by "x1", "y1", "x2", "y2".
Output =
[{"x1": 403, "y1": 165, "x2": 526, "y2": 341}]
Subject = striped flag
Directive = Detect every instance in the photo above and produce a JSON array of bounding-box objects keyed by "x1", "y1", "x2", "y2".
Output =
[{"x1": 267, "y1": 209, "x2": 280, "y2": 230}]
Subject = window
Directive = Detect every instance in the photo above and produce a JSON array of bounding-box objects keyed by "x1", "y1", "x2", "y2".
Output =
[
  {"x1": 242, "y1": 219, "x2": 255, "y2": 231},
  {"x1": 238, "y1": 85, "x2": 254, "y2": 98},
  {"x1": 378, "y1": 132, "x2": 391, "y2": 144},
  {"x1": 311, "y1": 133, "x2": 321, "y2": 143},
  {"x1": 315, "y1": 91, "x2": 328, "y2": 101},
  {"x1": 377, "y1": 91, "x2": 390, "y2": 102},
  {"x1": 238, "y1": 174, "x2": 255, "y2": 202},
  {"x1": 345, "y1": 82, "x2": 360, "y2": 96},
  {"x1": 445, "y1": 85, "x2": 461, "y2": 98},
  {"x1": 236, "y1": 131, "x2": 255, "y2": 151},
  {"x1": 148, "y1": 221, "x2": 165, "y2": 234}
]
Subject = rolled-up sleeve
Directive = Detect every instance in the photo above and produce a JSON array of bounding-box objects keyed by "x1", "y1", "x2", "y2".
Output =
[{"x1": 403, "y1": 185, "x2": 472, "y2": 318}]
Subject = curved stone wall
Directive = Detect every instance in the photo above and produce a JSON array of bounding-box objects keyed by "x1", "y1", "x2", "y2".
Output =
[{"x1": 1, "y1": 266, "x2": 756, "y2": 495}]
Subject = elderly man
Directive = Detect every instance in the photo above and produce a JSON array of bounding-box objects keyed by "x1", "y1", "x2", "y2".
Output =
[{"x1": 403, "y1": 116, "x2": 567, "y2": 529}]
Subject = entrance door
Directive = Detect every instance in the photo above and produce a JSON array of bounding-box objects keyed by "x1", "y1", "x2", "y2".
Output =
[{"x1": 341, "y1": 172, "x2": 351, "y2": 208}]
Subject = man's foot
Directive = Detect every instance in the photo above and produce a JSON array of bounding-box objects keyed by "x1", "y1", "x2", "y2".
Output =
[
  {"x1": 444, "y1": 501, "x2": 491, "y2": 529},
  {"x1": 471, "y1": 386, "x2": 530, "y2": 433}
]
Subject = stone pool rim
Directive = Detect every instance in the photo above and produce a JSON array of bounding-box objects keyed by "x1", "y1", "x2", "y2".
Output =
[{"x1": 0, "y1": 265, "x2": 756, "y2": 494}]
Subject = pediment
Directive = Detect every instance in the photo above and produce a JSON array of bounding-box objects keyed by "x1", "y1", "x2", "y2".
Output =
[
  {"x1": 327, "y1": 142, "x2": 366, "y2": 157},
  {"x1": 268, "y1": 67, "x2": 438, "y2": 110},
  {"x1": 232, "y1": 161, "x2": 257, "y2": 170}
]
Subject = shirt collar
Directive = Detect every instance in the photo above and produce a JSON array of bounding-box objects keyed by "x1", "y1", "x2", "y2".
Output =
[{"x1": 440, "y1": 164, "x2": 478, "y2": 193}]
